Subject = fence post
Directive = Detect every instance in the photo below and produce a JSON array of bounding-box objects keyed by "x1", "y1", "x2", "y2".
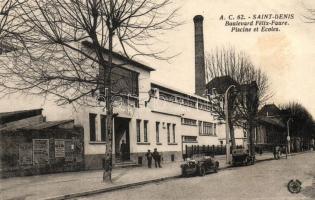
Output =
[{"x1": 185, "y1": 145, "x2": 187, "y2": 159}]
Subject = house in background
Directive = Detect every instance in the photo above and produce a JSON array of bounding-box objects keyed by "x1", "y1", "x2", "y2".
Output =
[
  {"x1": 0, "y1": 109, "x2": 83, "y2": 177},
  {"x1": 206, "y1": 76, "x2": 250, "y2": 147},
  {"x1": 255, "y1": 104, "x2": 286, "y2": 151}
]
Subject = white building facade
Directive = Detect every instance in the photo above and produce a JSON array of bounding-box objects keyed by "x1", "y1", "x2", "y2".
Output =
[
  {"x1": 72, "y1": 14, "x2": 246, "y2": 169},
  {"x1": 73, "y1": 58, "x2": 228, "y2": 169}
]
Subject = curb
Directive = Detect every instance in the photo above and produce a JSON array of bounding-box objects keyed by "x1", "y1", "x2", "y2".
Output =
[
  {"x1": 44, "y1": 176, "x2": 180, "y2": 200},
  {"x1": 43, "y1": 151, "x2": 313, "y2": 200}
]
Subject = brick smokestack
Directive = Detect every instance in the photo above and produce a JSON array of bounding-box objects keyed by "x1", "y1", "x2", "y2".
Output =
[{"x1": 193, "y1": 15, "x2": 206, "y2": 96}]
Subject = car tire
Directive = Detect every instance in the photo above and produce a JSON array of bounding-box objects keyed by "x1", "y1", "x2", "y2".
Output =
[
  {"x1": 181, "y1": 168, "x2": 187, "y2": 177},
  {"x1": 199, "y1": 166, "x2": 206, "y2": 176},
  {"x1": 214, "y1": 161, "x2": 219, "y2": 173}
]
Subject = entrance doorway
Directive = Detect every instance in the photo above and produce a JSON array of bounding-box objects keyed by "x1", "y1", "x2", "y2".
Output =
[{"x1": 114, "y1": 117, "x2": 130, "y2": 162}]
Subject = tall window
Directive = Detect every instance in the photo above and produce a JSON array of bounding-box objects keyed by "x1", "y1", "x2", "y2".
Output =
[
  {"x1": 167, "y1": 123, "x2": 171, "y2": 143},
  {"x1": 89, "y1": 113, "x2": 97, "y2": 141},
  {"x1": 156, "y1": 122, "x2": 160, "y2": 143},
  {"x1": 172, "y1": 124, "x2": 176, "y2": 143},
  {"x1": 199, "y1": 121, "x2": 216, "y2": 136},
  {"x1": 198, "y1": 121, "x2": 202, "y2": 134},
  {"x1": 100, "y1": 115, "x2": 106, "y2": 141},
  {"x1": 204, "y1": 122, "x2": 212, "y2": 135},
  {"x1": 144, "y1": 120, "x2": 148, "y2": 142},
  {"x1": 136, "y1": 119, "x2": 141, "y2": 142},
  {"x1": 111, "y1": 66, "x2": 139, "y2": 96}
]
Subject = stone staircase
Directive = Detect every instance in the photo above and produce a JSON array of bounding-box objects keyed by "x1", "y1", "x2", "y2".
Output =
[{"x1": 114, "y1": 160, "x2": 139, "y2": 168}]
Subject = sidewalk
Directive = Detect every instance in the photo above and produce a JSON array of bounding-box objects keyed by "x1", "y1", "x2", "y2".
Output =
[{"x1": 0, "y1": 152, "x2": 279, "y2": 200}]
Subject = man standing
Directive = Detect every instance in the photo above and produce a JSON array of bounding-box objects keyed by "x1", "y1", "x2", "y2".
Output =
[
  {"x1": 145, "y1": 150, "x2": 153, "y2": 168},
  {"x1": 120, "y1": 140, "x2": 127, "y2": 161},
  {"x1": 153, "y1": 148, "x2": 162, "y2": 168}
]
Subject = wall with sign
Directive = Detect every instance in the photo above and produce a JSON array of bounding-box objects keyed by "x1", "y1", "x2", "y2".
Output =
[
  {"x1": 55, "y1": 139, "x2": 65, "y2": 158},
  {"x1": 33, "y1": 139, "x2": 49, "y2": 165},
  {"x1": 19, "y1": 143, "x2": 33, "y2": 165},
  {"x1": 0, "y1": 127, "x2": 84, "y2": 178}
]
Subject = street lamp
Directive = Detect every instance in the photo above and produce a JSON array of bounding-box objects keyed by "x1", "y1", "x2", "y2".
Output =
[
  {"x1": 224, "y1": 85, "x2": 236, "y2": 164},
  {"x1": 207, "y1": 85, "x2": 236, "y2": 164},
  {"x1": 287, "y1": 118, "x2": 293, "y2": 155}
]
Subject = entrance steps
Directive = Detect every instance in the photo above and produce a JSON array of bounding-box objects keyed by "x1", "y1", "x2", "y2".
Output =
[{"x1": 114, "y1": 160, "x2": 139, "y2": 168}]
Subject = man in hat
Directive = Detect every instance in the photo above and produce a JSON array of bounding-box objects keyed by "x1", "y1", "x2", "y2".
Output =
[{"x1": 152, "y1": 148, "x2": 162, "y2": 168}]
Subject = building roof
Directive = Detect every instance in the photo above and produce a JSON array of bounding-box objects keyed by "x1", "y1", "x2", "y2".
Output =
[
  {"x1": 151, "y1": 80, "x2": 209, "y2": 101},
  {"x1": 257, "y1": 116, "x2": 285, "y2": 128},
  {"x1": 21, "y1": 120, "x2": 74, "y2": 130},
  {"x1": 81, "y1": 41, "x2": 155, "y2": 72},
  {"x1": 0, "y1": 109, "x2": 43, "y2": 125},
  {"x1": 258, "y1": 104, "x2": 281, "y2": 117},
  {"x1": 0, "y1": 119, "x2": 74, "y2": 132},
  {"x1": 206, "y1": 76, "x2": 240, "y2": 95}
]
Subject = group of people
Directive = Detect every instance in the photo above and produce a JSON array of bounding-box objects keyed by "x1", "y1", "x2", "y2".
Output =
[{"x1": 145, "y1": 148, "x2": 162, "y2": 168}]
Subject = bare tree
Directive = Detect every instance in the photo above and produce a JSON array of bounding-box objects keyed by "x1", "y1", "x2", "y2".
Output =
[
  {"x1": 0, "y1": 0, "x2": 180, "y2": 182},
  {"x1": 280, "y1": 102, "x2": 314, "y2": 150},
  {"x1": 206, "y1": 47, "x2": 270, "y2": 155},
  {"x1": 0, "y1": 0, "x2": 26, "y2": 49}
]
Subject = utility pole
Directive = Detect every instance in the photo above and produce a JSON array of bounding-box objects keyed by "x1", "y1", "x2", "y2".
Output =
[{"x1": 287, "y1": 118, "x2": 293, "y2": 155}]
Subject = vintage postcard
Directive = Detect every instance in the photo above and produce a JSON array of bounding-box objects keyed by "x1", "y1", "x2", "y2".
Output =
[{"x1": 0, "y1": 0, "x2": 314, "y2": 199}]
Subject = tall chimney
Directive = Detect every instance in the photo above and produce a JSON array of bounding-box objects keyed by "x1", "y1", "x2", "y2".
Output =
[{"x1": 193, "y1": 15, "x2": 206, "y2": 96}]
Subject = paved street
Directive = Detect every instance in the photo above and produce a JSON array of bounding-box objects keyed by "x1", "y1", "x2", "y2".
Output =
[
  {"x1": 0, "y1": 154, "x2": 271, "y2": 200},
  {"x1": 76, "y1": 152, "x2": 315, "y2": 200}
]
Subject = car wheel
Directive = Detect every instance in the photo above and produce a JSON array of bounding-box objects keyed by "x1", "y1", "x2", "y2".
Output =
[
  {"x1": 199, "y1": 166, "x2": 206, "y2": 176},
  {"x1": 181, "y1": 168, "x2": 187, "y2": 177},
  {"x1": 214, "y1": 162, "x2": 219, "y2": 173}
]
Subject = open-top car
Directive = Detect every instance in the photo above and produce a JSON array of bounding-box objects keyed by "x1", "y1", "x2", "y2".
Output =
[
  {"x1": 180, "y1": 156, "x2": 219, "y2": 177},
  {"x1": 231, "y1": 148, "x2": 255, "y2": 166}
]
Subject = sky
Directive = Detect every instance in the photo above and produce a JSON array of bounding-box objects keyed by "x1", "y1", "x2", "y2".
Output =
[
  {"x1": 0, "y1": 0, "x2": 315, "y2": 120},
  {"x1": 149, "y1": 0, "x2": 315, "y2": 116}
]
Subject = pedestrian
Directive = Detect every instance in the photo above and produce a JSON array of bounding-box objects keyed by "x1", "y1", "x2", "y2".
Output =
[
  {"x1": 145, "y1": 149, "x2": 153, "y2": 168},
  {"x1": 120, "y1": 140, "x2": 127, "y2": 161},
  {"x1": 153, "y1": 148, "x2": 162, "y2": 168}
]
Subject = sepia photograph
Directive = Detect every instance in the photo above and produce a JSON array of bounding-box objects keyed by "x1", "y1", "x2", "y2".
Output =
[{"x1": 0, "y1": 0, "x2": 314, "y2": 199}]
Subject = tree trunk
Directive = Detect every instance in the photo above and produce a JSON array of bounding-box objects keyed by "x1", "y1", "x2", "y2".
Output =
[
  {"x1": 248, "y1": 122, "x2": 255, "y2": 157},
  {"x1": 103, "y1": 27, "x2": 114, "y2": 182},
  {"x1": 229, "y1": 121, "x2": 236, "y2": 149}
]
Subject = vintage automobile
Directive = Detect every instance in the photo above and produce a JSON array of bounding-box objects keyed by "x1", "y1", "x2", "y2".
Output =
[
  {"x1": 231, "y1": 148, "x2": 255, "y2": 166},
  {"x1": 180, "y1": 156, "x2": 219, "y2": 177}
]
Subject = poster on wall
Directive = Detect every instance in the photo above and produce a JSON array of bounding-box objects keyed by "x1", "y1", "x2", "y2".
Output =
[
  {"x1": 55, "y1": 139, "x2": 65, "y2": 158},
  {"x1": 33, "y1": 139, "x2": 49, "y2": 165},
  {"x1": 65, "y1": 140, "x2": 73, "y2": 162},
  {"x1": 19, "y1": 143, "x2": 33, "y2": 165}
]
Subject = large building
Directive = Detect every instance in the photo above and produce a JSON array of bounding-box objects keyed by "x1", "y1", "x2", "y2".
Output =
[{"x1": 73, "y1": 15, "x2": 229, "y2": 170}]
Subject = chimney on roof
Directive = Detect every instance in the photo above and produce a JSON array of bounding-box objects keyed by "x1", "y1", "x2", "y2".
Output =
[{"x1": 193, "y1": 15, "x2": 206, "y2": 96}]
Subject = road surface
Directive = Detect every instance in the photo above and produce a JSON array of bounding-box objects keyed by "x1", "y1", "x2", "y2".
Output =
[{"x1": 76, "y1": 152, "x2": 315, "y2": 200}]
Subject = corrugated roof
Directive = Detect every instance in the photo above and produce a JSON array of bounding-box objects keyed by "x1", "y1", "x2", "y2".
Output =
[
  {"x1": 0, "y1": 109, "x2": 43, "y2": 118},
  {"x1": 21, "y1": 120, "x2": 74, "y2": 130},
  {"x1": 0, "y1": 119, "x2": 74, "y2": 132}
]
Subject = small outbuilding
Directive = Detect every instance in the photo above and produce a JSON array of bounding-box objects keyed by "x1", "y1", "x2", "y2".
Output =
[{"x1": 0, "y1": 109, "x2": 84, "y2": 177}]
